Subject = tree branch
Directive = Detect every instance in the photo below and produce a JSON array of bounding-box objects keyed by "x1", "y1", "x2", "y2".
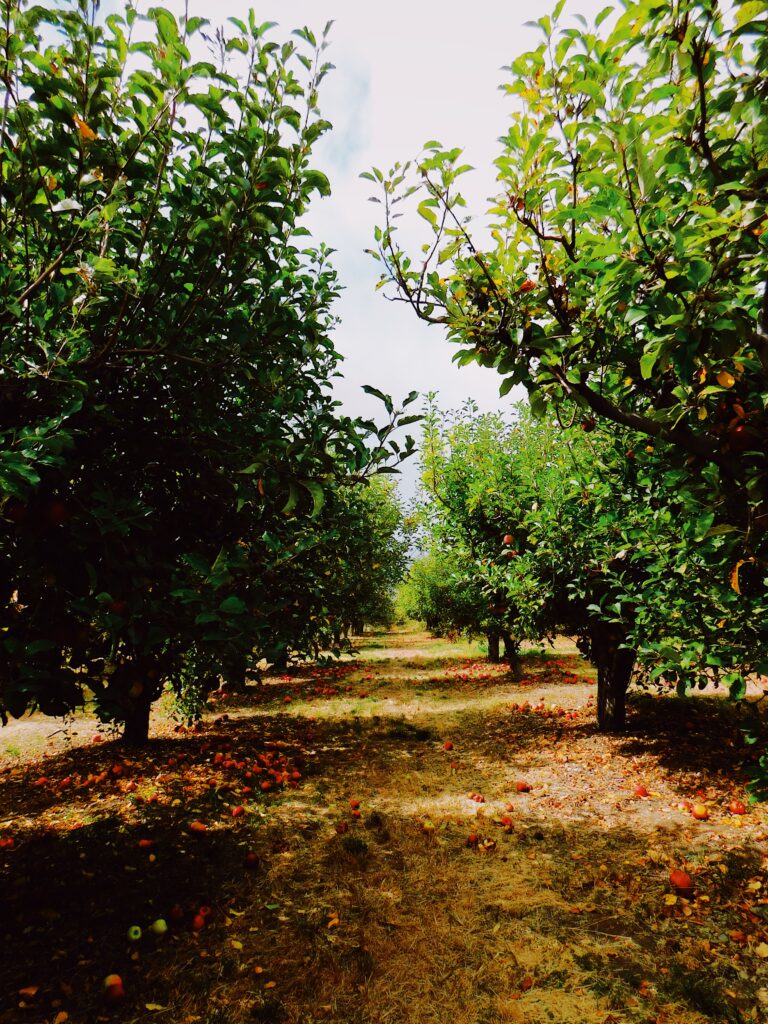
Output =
[{"x1": 548, "y1": 365, "x2": 727, "y2": 468}]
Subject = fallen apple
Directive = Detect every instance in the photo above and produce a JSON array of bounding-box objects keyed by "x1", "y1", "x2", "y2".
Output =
[
  {"x1": 691, "y1": 803, "x2": 709, "y2": 820},
  {"x1": 443, "y1": 740, "x2": 454, "y2": 751},
  {"x1": 728, "y1": 799, "x2": 748, "y2": 815},
  {"x1": 634, "y1": 785, "x2": 649, "y2": 798},
  {"x1": 669, "y1": 868, "x2": 694, "y2": 893},
  {"x1": 515, "y1": 781, "x2": 532, "y2": 793},
  {"x1": 150, "y1": 918, "x2": 168, "y2": 936},
  {"x1": 103, "y1": 974, "x2": 125, "y2": 1003},
  {"x1": 127, "y1": 925, "x2": 142, "y2": 942}
]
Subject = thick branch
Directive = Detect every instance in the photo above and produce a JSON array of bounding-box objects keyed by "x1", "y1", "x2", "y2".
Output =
[{"x1": 549, "y1": 366, "x2": 727, "y2": 467}]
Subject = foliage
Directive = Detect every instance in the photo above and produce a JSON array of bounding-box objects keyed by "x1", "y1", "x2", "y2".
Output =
[
  {"x1": 0, "y1": 0, "x2": 416, "y2": 739},
  {"x1": 396, "y1": 549, "x2": 487, "y2": 638},
  {"x1": 366, "y1": 0, "x2": 768, "y2": 740},
  {"x1": 414, "y1": 398, "x2": 768, "y2": 734},
  {"x1": 368, "y1": 0, "x2": 768, "y2": 481},
  {"x1": 328, "y1": 477, "x2": 412, "y2": 632}
]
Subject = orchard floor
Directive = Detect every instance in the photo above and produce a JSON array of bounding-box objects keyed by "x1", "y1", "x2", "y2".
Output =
[{"x1": 2, "y1": 629, "x2": 768, "y2": 1024}]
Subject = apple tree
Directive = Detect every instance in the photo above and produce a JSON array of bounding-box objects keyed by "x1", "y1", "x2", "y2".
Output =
[
  {"x1": 414, "y1": 398, "x2": 768, "y2": 732},
  {"x1": 0, "y1": 1, "x2": 415, "y2": 741},
  {"x1": 366, "y1": 0, "x2": 768, "y2": 731}
]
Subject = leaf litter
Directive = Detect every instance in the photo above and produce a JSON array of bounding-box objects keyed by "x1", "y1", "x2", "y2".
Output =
[{"x1": 1, "y1": 626, "x2": 767, "y2": 1023}]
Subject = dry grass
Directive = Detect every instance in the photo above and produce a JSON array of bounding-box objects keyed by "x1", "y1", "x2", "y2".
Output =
[{"x1": 2, "y1": 627, "x2": 768, "y2": 1024}]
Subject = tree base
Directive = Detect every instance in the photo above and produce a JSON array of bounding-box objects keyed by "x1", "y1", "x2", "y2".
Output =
[
  {"x1": 122, "y1": 694, "x2": 152, "y2": 745},
  {"x1": 589, "y1": 622, "x2": 635, "y2": 733}
]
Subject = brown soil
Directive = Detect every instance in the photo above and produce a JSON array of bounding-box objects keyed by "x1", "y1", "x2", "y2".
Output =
[{"x1": 1, "y1": 627, "x2": 768, "y2": 1024}]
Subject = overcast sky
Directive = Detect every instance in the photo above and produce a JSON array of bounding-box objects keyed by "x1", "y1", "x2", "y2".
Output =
[{"x1": 160, "y1": 1, "x2": 611, "y2": 492}]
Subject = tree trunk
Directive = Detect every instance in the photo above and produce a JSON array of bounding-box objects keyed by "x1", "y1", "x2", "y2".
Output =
[
  {"x1": 122, "y1": 692, "x2": 152, "y2": 745},
  {"x1": 501, "y1": 632, "x2": 522, "y2": 680},
  {"x1": 589, "y1": 622, "x2": 635, "y2": 733},
  {"x1": 487, "y1": 632, "x2": 501, "y2": 663},
  {"x1": 221, "y1": 654, "x2": 248, "y2": 693}
]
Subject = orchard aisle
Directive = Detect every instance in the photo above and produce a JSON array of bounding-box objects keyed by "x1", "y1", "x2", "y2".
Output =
[{"x1": 1, "y1": 626, "x2": 767, "y2": 1024}]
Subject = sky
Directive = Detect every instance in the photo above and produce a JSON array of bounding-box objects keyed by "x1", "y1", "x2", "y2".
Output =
[{"x1": 132, "y1": 0, "x2": 611, "y2": 493}]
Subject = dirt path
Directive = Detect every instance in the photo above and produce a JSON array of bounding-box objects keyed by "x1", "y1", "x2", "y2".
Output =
[{"x1": 1, "y1": 628, "x2": 768, "y2": 1024}]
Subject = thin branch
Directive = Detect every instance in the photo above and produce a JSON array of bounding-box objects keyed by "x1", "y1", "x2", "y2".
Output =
[
  {"x1": 620, "y1": 148, "x2": 653, "y2": 259},
  {"x1": 690, "y1": 36, "x2": 722, "y2": 183},
  {"x1": 515, "y1": 207, "x2": 577, "y2": 262}
]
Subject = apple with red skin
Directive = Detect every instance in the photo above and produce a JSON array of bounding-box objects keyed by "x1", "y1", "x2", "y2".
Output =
[
  {"x1": 103, "y1": 974, "x2": 125, "y2": 1003},
  {"x1": 503, "y1": 534, "x2": 514, "y2": 545},
  {"x1": 729, "y1": 799, "x2": 748, "y2": 815},
  {"x1": 244, "y1": 851, "x2": 259, "y2": 869},
  {"x1": 515, "y1": 781, "x2": 532, "y2": 793},
  {"x1": 669, "y1": 869, "x2": 693, "y2": 894}
]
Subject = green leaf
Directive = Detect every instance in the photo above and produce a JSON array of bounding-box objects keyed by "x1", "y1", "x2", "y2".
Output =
[
  {"x1": 219, "y1": 596, "x2": 248, "y2": 615},
  {"x1": 302, "y1": 481, "x2": 325, "y2": 517},
  {"x1": 639, "y1": 347, "x2": 658, "y2": 380},
  {"x1": 362, "y1": 385, "x2": 394, "y2": 415},
  {"x1": 693, "y1": 511, "x2": 715, "y2": 542},
  {"x1": 417, "y1": 200, "x2": 438, "y2": 227}
]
